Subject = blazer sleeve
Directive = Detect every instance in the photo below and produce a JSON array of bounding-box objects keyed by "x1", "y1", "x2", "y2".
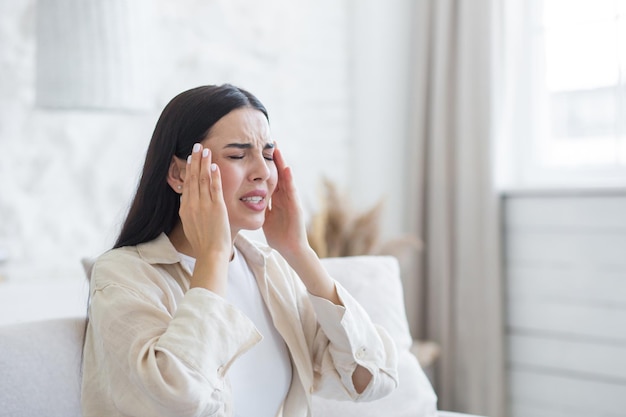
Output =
[
  {"x1": 85, "y1": 255, "x2": 261, "y2": 417},
  {"x1": 305, "y1": 280, "x2": 399, "y2": 402}
]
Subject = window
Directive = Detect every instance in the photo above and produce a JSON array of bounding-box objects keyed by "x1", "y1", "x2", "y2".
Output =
[{"x1": 503, "y1": 0, "x2": 626, "y2": 188}]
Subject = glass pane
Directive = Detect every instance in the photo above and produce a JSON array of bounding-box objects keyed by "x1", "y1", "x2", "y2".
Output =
[
  {"x1": 550, "y1": 88, "x2": 619, "y2": 139},
  {"x1": 538, "y1": 0, "x2": 625, "y2": 169},
  {"x1": 544, "y1": 18, "x2": 619, "y2": 91},
  {"x1": 540, "y1": 137, "x2": 619, "y2": 166},
  {"x1": 543, "y1": 0, "x2": 618, "y2": 26}
]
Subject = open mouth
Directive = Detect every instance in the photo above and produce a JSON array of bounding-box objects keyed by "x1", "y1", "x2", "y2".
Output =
[{"x1": 241, "y1": 196, "x2": 264, "y2": 203}]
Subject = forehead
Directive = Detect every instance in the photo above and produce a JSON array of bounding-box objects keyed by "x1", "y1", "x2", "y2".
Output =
[{"x1": 203, "y1": 107, "x2": 270, "y2": 146}]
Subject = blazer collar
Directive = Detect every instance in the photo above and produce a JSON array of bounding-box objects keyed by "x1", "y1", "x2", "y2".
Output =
[
  {"x1": 136, "y1": 233, "x2": 181, "y2": 265},
  {"x1": 135, "y1": 232, "x2": 274, "y2": 267}
]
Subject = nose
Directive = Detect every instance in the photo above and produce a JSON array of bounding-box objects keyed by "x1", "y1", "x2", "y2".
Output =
[{"x1": 249, "y1": 153, "x2": 271, "y2": 182}]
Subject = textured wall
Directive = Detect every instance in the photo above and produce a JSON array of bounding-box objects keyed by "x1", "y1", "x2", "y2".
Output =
[{"x1": 0, "y1": 0, "x2": 352, "y2": 282}]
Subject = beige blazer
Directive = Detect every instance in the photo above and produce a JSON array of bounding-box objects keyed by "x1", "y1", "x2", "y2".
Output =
[{"x1": 81, "y1": 233, "x2": 398, "y2": 417}]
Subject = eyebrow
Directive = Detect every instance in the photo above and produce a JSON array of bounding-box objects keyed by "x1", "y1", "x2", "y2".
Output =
[{"x1": 223, "y1": 142, "x2": 275, "y2": 150}]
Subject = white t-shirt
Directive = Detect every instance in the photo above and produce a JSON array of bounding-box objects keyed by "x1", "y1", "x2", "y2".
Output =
[{"x1": 179, "y1": 249, "x2": 292, "y2": 417}]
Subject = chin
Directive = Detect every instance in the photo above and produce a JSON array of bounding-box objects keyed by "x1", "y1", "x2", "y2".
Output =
[{"x1": 237, "y1": 218, "x2": 265, "y2": 232}]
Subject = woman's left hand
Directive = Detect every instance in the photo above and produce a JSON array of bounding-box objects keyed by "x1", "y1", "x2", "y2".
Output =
[
  {"x1": 264, "y1": 146, "x2": 341, "y2": 305},
  {"x1": 263, "y1": 147, "x2": 310, "y2": 260}
]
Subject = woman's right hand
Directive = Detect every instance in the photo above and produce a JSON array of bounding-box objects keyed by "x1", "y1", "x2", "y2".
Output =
[{"x1": 179, "y1": 143, "x2": 231, "y2": 294}]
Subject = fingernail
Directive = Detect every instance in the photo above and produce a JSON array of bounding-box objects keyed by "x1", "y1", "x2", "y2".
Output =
[
  {"x1": 193, "y1": 143, "x2": 201, "y2": 153},
  {"x1": 202, "y1": 148, "x2": 209, "y2": 158},
  {"x1": 187, "y1": 155, "x2": 192, "y2": 164},
  {"x1": 210, "y1": 163, "x2": 217, "y2": 172}
]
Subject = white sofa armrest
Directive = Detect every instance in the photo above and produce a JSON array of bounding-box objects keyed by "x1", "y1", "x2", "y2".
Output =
[{"x1": 0, "y1": 317, "x2": 85, "y2": 417}]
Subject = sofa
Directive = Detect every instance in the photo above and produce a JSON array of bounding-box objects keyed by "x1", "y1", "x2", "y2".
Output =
[{"x1": 0, "y1": 255, "x2": 482, "y2": 417}]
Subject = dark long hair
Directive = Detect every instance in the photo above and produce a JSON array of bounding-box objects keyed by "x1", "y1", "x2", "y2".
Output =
[{"x1": 114, "y1": 84, "x2": 268, "y2": 249}]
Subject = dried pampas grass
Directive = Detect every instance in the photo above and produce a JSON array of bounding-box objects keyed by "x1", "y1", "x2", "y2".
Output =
[{"x1": 307, "y1": 178, "x2": 422, "y2": 261}]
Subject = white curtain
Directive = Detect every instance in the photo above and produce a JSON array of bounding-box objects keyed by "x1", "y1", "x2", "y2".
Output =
[{"x1": 405, "y1": 1, "x2": 506, "y2": 416}]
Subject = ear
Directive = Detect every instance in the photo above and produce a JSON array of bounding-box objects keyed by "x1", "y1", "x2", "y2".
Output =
[{"x1": 166, "y1": 156, "x2": 186, "y2": 194}]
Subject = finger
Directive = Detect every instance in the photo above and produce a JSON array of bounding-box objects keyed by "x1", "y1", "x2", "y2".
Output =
[
  {"x1": 199, "y1": 147, "x2": 212, "y2": 201},
  {"x1": 209, "y1": 161, "x2": 224, "y2": 202},
  {"x1": 272, "y1": 147, "x2": 289, "y2": 193},
  {"x1": 186, "y1": 143, "x2": 203, "y2": 202},
  {"x1": 273, "y1": 146, "x2": 287, "y2": 173},
  {"x1": 180, "y1": 150, "x2": 193, "y2": 204},
  {"x1": 281, "y1": 166, "x2": 297, "y2": 200},
  {"x1": 282, "y1": 165, "x2": 294, "y2": 186},
  {"x1": 274, "y1": 149, "x2": 296, "y2": 194}
]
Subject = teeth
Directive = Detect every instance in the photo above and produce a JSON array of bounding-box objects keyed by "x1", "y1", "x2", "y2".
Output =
[{"x1": 242, "y1": 196, "x2": 263, "y2": 203}]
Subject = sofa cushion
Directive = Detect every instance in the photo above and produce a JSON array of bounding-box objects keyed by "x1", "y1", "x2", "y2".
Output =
[
  {"x1": 321, "y1": 255, "x2": 413, "y2": 350},
  {"x1": 0, "y1": 317, "x2": 84, "y2": 417}
]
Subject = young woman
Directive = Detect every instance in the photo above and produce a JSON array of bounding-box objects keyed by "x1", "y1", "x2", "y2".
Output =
[{"x1": 81, "y1": 84, "x2": 398, "y2": 417}]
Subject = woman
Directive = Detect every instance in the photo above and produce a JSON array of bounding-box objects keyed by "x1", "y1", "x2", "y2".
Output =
[{"x1": 81, "y1": 84, "x2": 398, "y2": 417}]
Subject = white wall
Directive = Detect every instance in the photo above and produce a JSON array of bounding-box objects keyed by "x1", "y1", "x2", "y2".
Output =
[
  {"x1": 0, "y1": 0, "x2": 369, "y2": 284},
  {"x1": 0, "y1": 0, "x2": 413, "y2": 297},
  {"x1": 348, "y1": 0, "x2": 413, "y2": 239}
]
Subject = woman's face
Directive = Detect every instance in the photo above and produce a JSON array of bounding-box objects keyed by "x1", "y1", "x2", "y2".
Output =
[{"x1": 201, "y1": 107, "x2": 277, "y2": 235}]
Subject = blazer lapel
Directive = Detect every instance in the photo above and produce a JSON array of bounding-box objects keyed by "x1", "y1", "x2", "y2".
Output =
[{"x1": 236, "y1": 238, "x2": 314, "y2": 392}]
